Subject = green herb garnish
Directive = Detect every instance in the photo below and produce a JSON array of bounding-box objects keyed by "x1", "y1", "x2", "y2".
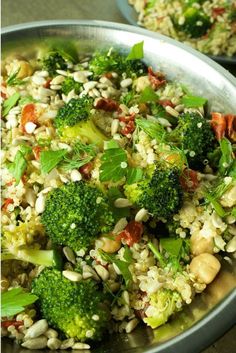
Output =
[
  {"x1": 40, "y1": 149, "x2": 68, "y2": 174},
  {"x1": 100, "y1": 141, "x2": 128, "y2": 182},
  {"x1": 181, "y1": 95, "x2": 207, "y2": 108},
  {"x1": 61, "y1": 141, "x2": 96, "y2": 171},
  {"x1": 100, "y1": 250, "x2": 132, "y2": 287},
  {"x1": 7, "y1": 145, "x2": 31, "y2": 185},
  {"x1": 2, "y1": 92, "x2": 20, "y2": 117},
  {"x1": 219, "y1": 138, "x2": 234, "y2": 176},
  {"x1": 139, "y1": 86, "x2": 159, "y2": 103},
  {"x1": 135, "y1": 118, "x2": 166, "y2": 141},
  {"x1": 1, "y1": 287, "x2": 38, "y2": 317},
  {"x1": 6, "y1": 69, "x2": 25, "y2": 87},
  {"x1": 126, "y1": 41, "x2": 144, "y2": 61}
]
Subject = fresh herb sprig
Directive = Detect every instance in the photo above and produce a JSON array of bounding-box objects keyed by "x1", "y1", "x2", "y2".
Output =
[
  {"x1": 6, "y1": 69, "x2": 25, "y2": 87},
  {"x1": 2, "y1": 92, "x2": 20, "y2": 117},
  {"x1": 99, "y1": 249, "x2": 133, "y2": 287},
  {"x1": 1, "y1": 287, "x2": 38, "y2": 317},
  {"x1": 61, "y1": 141, "x2": 96, "y2": 171},
  {"x1": 99, "y1": 140, "x2": 143, "y2": 183},
  {"x1": 7, "y1": 145, "x2": 32, "y2": 184}
]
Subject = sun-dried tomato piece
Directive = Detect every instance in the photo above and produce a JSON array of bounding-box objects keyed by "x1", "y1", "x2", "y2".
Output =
[
  {"x1": 116, "y1": 221, "x2": 143, "y2": 247},
  {"x1": 95, "y1": 98, "x2": 119, "y2": 112},
  {"x1": 148, "y1": 67, "x2": 166, "y2": 89}
]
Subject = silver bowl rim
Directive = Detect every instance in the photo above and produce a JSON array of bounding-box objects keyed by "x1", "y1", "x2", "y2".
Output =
[
  {"x1": 2, "y1": 19, "x2": 236, "y2": 86},
  {"x1": 2, "y1": 19, "x2": 236, "y2": 353}
]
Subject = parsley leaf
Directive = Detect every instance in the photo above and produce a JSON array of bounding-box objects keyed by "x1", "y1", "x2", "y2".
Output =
[
  {"x1": 100, "y1": 142, "x2": 128, "y2": 182},
  {"x1": 160, "y1": 238, "x2": 183, "y2": 257},
  {"x1": 100, "y1": 250, "x2": 132, "y2": 287},
  {"x1": 1, "y1": 287, "x2": 38, "y2": 317},
  {"x1": 7, "y1": 144, "x2": 32, "y2": 185},
  {"x1": 135, "y1": 118, "x2": 166, "y2": 141},
  {"x1": 40, "y1": 149, "x2": 68, "y2": 174},
  {"x1": 2, "y1": 92, "x2": 20, "y2": 117},
  {"x1": 181, "y1": 95, "x2": 207, "y2": 108},
  {"x1": 19, "y1": 96, "x2": 37, "y2": 106},
  {"x1": 139, "y1": 86, "x2": 159, "y2": 103},
  {"x1": 126, "y1": 41, "x2": 144, "y2": 61}
]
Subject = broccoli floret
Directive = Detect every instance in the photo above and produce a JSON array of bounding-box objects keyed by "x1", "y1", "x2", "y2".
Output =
[
  {"x1": 179, "y1": 7, "x2": 211, "y2": 38},
  {"x1": 143, "y1": 288, "x2": 182, "y2": 329},
  {"x1": 41, "y1": 181, "x2": 115, "y2": 251},
  {"x1": 169, "y1": 112, "x2": 216, "y2": 169},
  {"x1": 89, "y1": 49, "x2": 146, "y2": 78},
  {"x1": 124, "y1": 166, "x2": 183, "y2": 219},
  {"x1": 61, "y1": 77, "x2": 82, "y2": 95},
  {"x1": 1, "y1": 220, "x2": 61, "y2": 267},
  {"x1": 54, "y1": 96, "x2": 107, "y2": 148},
  {"x1": 32, "y1": 268, "x2": 110, "y2": 341},
  {"x1": 42, "y1": 52, "x2": 67, "y2": 77}
]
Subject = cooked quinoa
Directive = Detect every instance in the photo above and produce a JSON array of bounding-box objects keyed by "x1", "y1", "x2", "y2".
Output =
[
  {"x1": 1, "y1": 43, "x2": 236, "y2": 350},
  {"x1": 129, "y1": 0, "x2": 236, "y2": 57}
]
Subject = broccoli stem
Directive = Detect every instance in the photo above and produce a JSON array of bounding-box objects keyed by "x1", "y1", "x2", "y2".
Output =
[
  {"x1": 61, "y1": 120, "x2": 108, "y2": 149},
  {"x1": 1, "y1": 248, "x2": 61, "y2": 268}
]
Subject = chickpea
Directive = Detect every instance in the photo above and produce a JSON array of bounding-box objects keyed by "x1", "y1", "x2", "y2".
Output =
[
  {"x1": 134, "y1": 76, "x2": 150, "y2": 93},
  {"x1": 96, "y1": 236, "x2": 121, "y2": 253},
  {"x1": 190, "y1": 233, "x2": 214, "y2": 256},
  {"x1": 190, "y1": 253, "x2": 221, "y2": 284},
  {"x1": 17, "y1": 60, "x2": 33, "y2": 79}
]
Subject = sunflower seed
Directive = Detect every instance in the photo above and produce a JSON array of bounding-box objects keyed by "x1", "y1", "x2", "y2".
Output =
[
  {"x1": 24, "y1": 319, "x2": 48, "y2": 339},
  {"x1": 22, "y1": 336, "x2": 47, "y2": 349},
  {"x1": 47, "y1": 337, "x2": 61, "y2": 350},
  {"x1": 125, "y1": 318, "x2": 139, "y2": 333},
  {"x1": 62, "y1": 270, "x2": 82, "y2": 282}
]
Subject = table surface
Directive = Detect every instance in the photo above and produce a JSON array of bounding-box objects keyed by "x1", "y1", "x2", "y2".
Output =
[{"x1": 2, "y1": 1, "x2": 236, "y2": 353}]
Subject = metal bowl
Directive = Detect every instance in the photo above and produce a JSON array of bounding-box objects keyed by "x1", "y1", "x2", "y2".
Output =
[
  {"x1": 2, "y1": 20, "x2": 236, "y2": 353},
  {"x1": 116, "y1": 0, "x2": 236, "y2": 66}
]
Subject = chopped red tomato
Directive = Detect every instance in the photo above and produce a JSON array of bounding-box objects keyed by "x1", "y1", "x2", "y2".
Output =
[
  {"x1": 180, "y1": 169, "x2": 199, "y2": 191},
  {"x1": 212, "y1": 7, "x2": 225, "y2": 19},
  {"x1": 79, "y1": 162, "x2": 93, "y2": 179},
  {"x1": 1, "y1": 198, "x2": 14, "y2": 211},
  {"x1": 116, "y1": 220, "x2": 143, "y2": 247},
  {"x1": 43, "y1": 79, "x2": 52, "y2": 89},
  {"x1": 21, "y1": 104, "x2": 37, "y2": 132},
  {"x1": 33, "y1": 146, "x2": 41, "y2": 160},
  {"x1": 211, "y1": 112, "x2": 236, "y2": 141},
  {"x1": 148, "y1": 67, "x2": 166, "y2": 89},
  {"x1": 21, "y1": 174, "x2": 28, "y2": 184},
  {"x1": 1, "y1": 83, "x2": 7, "y2": 99},
  {"x1": 95, "y1": 98, "x2": 119, "y2": 112},
  {"x1": 1, "y1": 320, "x2": 23, "y2": 328},
  {"x1": 121, "y1": 120, "x2": 135, "y2": 136},
  {"x1": 211, "y1": 112, "x2": 227, "y2": 141},
  {"x1": 159, "y1": 99, "x2": 175, "y2": 108},
  {"x1": 104, "y1": 72, "x2": 113, "y2": 79},
  {"x1": 225, "y1": 114, "x2": 236, "y2": 142},
  {"x1": 119, "y1": 113, "x2": 135, "y2": 123}
]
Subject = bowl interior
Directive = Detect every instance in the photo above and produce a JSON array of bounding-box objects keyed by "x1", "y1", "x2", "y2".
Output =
[{"x1": 2, "y1": 21, "x2": 236, "y2": 353}]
